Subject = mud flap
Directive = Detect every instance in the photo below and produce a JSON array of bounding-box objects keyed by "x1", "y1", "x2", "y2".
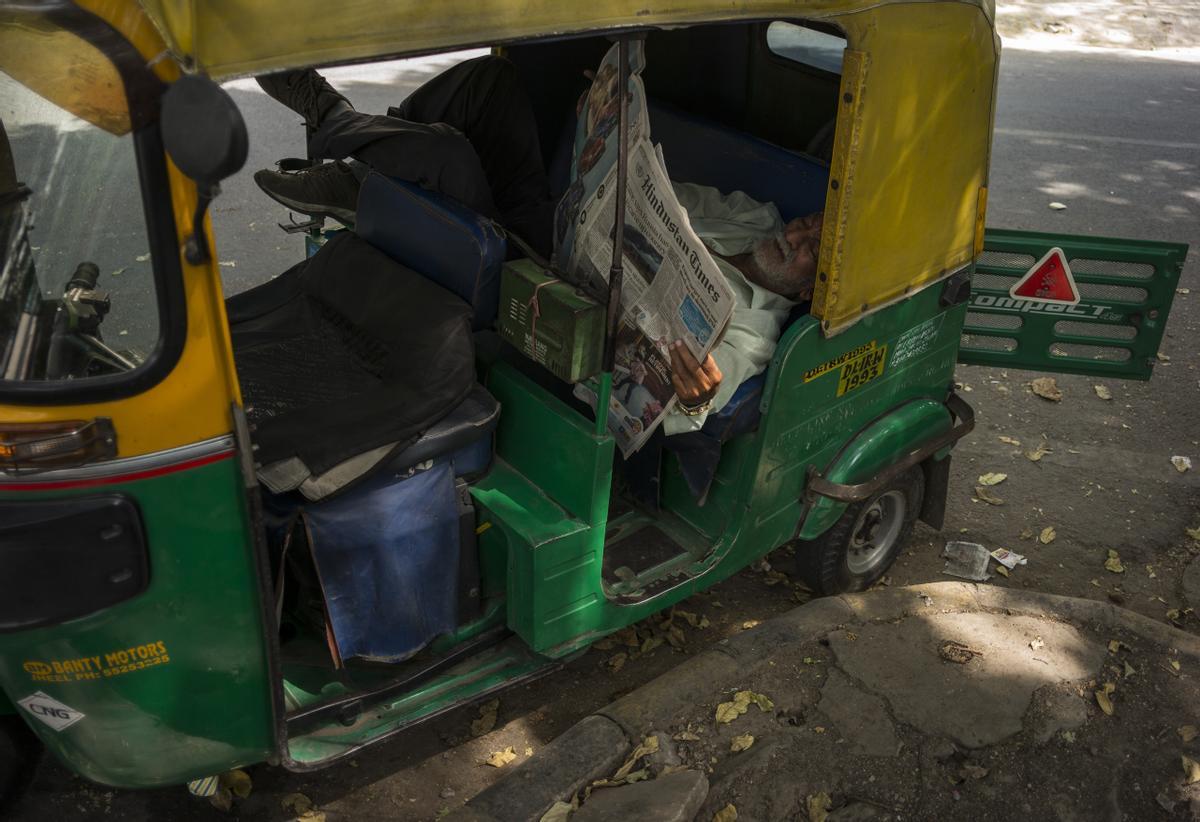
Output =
[{"x1": 918, "y1": 454, "x2": 951, "y2": 531}]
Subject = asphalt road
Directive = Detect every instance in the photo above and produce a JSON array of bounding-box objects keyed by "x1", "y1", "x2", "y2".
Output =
[{"x1": 5, "y1": 43, "x2": 1199, "y2": 822}]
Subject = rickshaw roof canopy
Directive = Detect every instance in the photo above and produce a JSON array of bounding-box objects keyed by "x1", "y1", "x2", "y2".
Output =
[
  {"x1": 131, "y1": 0, "x2": 992, "y2": 80},
  {"x1": 1, "y1": 0, "x2": 999, "y2": 335}
]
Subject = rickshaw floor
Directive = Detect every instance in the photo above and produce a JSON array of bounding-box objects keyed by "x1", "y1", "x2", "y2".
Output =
[{"x1": 601, "y1": 522, "x2": 689, "y2": 583}]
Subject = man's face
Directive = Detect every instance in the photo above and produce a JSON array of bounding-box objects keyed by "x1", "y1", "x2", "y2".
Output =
[{"x1": 747, "y1": 212, "x2": 824, "y2": 300}]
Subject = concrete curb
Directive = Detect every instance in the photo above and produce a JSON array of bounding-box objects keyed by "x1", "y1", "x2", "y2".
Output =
[{"x1": 453, "y1": 582, "x2": 1200, "y2": 821}]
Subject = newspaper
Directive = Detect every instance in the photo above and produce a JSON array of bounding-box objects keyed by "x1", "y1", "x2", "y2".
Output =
[{"x1": 554, "y1": 41, "x2": 734, "y2": 456}]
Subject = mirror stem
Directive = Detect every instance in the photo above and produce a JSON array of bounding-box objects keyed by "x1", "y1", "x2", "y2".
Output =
[{"x1": 184, "y1": 184, "x2": 217, "y2": 265}]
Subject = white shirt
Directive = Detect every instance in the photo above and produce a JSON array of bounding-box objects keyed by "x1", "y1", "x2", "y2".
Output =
[{"x1": 662, "y1": 182, "x2": 796, "y2": 435}]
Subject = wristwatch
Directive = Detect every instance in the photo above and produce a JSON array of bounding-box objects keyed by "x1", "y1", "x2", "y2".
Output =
[{"x1": 677, "y1": 398, "x2": 712, "y2": 417}]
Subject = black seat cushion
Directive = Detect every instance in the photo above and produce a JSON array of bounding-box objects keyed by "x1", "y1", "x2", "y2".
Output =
[{"x1": 228, "y1": 231, "x2": 475, "y2": 476}]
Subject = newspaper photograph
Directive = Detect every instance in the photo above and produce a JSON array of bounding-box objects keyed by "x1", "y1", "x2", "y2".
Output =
[{"x1": 554, "y1": 40, "x2": 735, "y2": 456}]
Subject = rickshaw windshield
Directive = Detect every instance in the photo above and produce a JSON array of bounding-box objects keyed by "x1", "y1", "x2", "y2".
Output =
[{"x1": 0, "y1": 73, "x2": 160, "y2": 385}]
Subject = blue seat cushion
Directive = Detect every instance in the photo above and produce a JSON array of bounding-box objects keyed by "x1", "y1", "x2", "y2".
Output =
[{"x1": 356, "y1": 172, "x2": 507, "y2": 331}]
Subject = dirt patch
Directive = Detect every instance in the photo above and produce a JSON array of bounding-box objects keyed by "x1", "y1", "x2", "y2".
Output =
[
  {"x1": 584, "y1": 614, "x2": 1200, "y2": 821},
  {"x1": 997, "y1": 0, "x2": 1200, "y2": 51}
]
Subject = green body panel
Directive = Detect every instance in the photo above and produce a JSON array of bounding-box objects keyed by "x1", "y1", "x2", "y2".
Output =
[
  {"x1": 285, "y1": 637, "x2": 553, "y2": 767},
  {"x1": 497, "y1": 260, "x2": 605, "y2": 383},
  {"x1": 795, "y1": 400, "x2": 951, "y2": 540},
  {"x1": 961, "y1": 229, "x2": 1188, "y2": 379},
  {"x1": 477, "y1": 284, "x2": 965, "y2": 656},
  {"x1": 0, "y1": 456, "x2": 275, "y2": 788}
]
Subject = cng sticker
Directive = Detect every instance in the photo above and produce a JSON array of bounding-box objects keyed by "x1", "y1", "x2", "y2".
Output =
[
  {"x1": 837, "y1": 344, "x2": 888, "y2": 396},
  {"x1": 1009, "y1": 248, "x2": 1080, "y2": 305},
  {"x1": 18, "y1": 691, "x2": 85, "y2": 732}
]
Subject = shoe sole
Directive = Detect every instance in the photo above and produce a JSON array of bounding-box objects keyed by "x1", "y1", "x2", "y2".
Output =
[{"x1": 255, "y1": 181, "x2": 357, "y2": 226}]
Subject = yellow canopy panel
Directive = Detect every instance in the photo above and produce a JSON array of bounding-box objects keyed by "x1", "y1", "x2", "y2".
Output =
[
  {"x1": 812, "y1": 1, "x2": 998, "y2": 334},
  {"x1": 137, "y1": 0, "x2": 992, "y2": 80}
]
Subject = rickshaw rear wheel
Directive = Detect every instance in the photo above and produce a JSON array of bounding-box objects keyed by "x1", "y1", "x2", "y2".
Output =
[
  {"x1": 0, "y1": 714, "x2": 41, "y2": 812},
  {"x1": 794, "y1": 466, "x2": 924, "y2": 596}
]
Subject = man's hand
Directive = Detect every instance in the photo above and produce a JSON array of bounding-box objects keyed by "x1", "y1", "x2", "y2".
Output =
[{"x1": 668, "y1": 341, "x2": 722, "y2": 409}]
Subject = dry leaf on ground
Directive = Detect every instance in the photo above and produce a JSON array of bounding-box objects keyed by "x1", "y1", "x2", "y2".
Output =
[
  {"x1": 221, "y1": 769, "x2": 252, "y2": 800},
  {"x1": 1183, "y1": 755, "x2": 1200, "y2": 785},
  {"x1": 1104, "y1": 549, "x2": 1125, "y2": 574},
  {"x1": 210, "y1": 790, "x2": 233, "y2": 813},
  {"x1": 1179, "y1": 725, "x2": 1198, "y2": 743},
  {"x1": 609, "y1": 735, "x2": 659, "y2": 782},
  {"x1": 485, "y1": 747, "x2": 517, "y2": 768},
  {"x1": 471, "y1": 699, "x2": 500, "y2": 737},
  {"x1": 281, "y1": 794, "x2": 314, "y2": 815},
  {"x1": 539, "y1": 800, "x2": 576, "y2": 822},
  {"x1": 995, "y1": 565, "x2": 1010, "y2": 578},
  {"x1": 1031, "y1": 377, "x2": 1063, "y2": 401},
  {"x1": 978, "y1": 472, "x2": 1007, "y2": 486},
  {"x1": 807, "y1": 792, "x2": 833, "y2": 822},
  {"x1": 640, "y1": 635, "x2": 664, "y2": 654},
  {"x1": 713, "y1": 804, "x2": 739, "y2": 822},
  {"x1": 715, "y1": 690, "x2": 774, "y2": 724},
  {"x1": 1095, "y1": 682, "x2": 1115, "y2": 716},
  {"x1": 1094, "y1": 385, "x2": 1112, "y2": 400},
  {"x1": 999, "y1": 436, "x2": 1022, "y2": 446},
  {"x1": 298, "y1": 813, "x2": 325, "y2": 822},
  {"x1": 674, "y1": 729, "x2": 701, "y2": 741},
  {"x1": 1026, "y1": 442, "x2": 1051, "y2": 462},
  {"x1": 974, "y1": 486, "x2": 1004, "y2": 505},
  {"x1": 1048, "y1": 201, "x2": 1067, "y2": 210},
  {"x1": 1172, "y1": 456, "x2": 1192, "y2": 473},
  {"x1": 1039, "y1": 527, "x2": 1057, "y2": 544},
  {"x1": 961, "y1": 764, "x2": 989, "y2": 780},
  {"x1": 730, "y1": 733, "x2": 755, "y2": 753}
]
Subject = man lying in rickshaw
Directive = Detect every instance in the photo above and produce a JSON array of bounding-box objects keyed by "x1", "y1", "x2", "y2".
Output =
[{"x1": 252, "y1": 55, "x2": 823, "y2": 434}]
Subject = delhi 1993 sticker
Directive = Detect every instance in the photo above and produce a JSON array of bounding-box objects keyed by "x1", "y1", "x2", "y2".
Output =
[
  {"x1": 836, "y1": 344, "x2": 888, "y2": 396},
  {"x1": 803, "y1": 341, "x2": 877, "y2": 383}
]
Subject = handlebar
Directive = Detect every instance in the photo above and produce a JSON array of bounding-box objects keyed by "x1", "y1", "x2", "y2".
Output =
[{"x1": 65, "y1": 261, "x2": 100, "y2": 293}]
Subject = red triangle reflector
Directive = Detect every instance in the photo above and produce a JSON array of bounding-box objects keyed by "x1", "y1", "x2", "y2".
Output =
[{"x1": 1009, "y1": 247, "x2": 1080, "y2": 305}]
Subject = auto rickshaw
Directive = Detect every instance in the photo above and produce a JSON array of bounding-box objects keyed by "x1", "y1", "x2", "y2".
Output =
[{"x1": 0, "y1": 0, "x2": 1188, "y2": 800}]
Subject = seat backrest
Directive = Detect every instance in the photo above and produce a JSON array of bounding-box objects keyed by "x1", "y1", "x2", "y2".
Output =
[
  {"x1": 356, "y1": 172, "x2": 507, "y2": 331},
  {"x1": 549, "y1": 100, "x2": 829, "y2": 221},
  {"x1": 648, "y1": 101, "x2": 829, "y2": 220}
]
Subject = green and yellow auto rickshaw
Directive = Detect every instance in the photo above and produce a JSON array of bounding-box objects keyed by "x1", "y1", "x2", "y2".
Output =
[{"x1": 0, "y1": 0, "x2": 1187, "y2": 799}]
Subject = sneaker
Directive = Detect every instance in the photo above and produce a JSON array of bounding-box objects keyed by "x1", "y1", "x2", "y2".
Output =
[
  {"x1": 256, "y1": 69, "x2": 350, "y2": 128},
  {"x1": 254, "y1": 161, "x2": 361, "y2": 225}
]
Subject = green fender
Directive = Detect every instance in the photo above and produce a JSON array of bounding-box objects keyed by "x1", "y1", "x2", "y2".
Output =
[{"x1": 796, "y1": 399, "x2": 953, "y2": 541}]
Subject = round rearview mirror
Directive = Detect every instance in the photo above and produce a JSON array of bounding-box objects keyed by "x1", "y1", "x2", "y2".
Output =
[{"x1": 161, "y1": 75, "x2": 248, "y2": 186}]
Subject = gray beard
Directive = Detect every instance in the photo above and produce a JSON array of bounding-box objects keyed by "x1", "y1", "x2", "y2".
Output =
[{"x1": 748, "y1": 235, "x2": 797, "y2": 296}]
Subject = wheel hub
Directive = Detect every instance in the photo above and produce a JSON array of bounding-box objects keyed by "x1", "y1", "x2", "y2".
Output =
[{"x1": 846, "y1": 491, "x2": 907, "y2": 575}]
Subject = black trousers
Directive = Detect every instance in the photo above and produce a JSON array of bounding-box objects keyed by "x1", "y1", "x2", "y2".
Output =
[{"x1": 308, "y1": 56, "x2": 555, "y2": 257}]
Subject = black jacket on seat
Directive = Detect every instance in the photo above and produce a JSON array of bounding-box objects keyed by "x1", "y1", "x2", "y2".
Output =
[{"x1": 227, "y1": 231, "x2": 476, "y2": 477}]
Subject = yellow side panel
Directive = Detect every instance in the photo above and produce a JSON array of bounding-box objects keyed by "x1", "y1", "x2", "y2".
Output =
[
  {"x1": 0, "y1": 161, "x2": 243, "y2": 458},
  {"x1": 814, "y1": 2, "x2": 997, "y2": 335}
]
